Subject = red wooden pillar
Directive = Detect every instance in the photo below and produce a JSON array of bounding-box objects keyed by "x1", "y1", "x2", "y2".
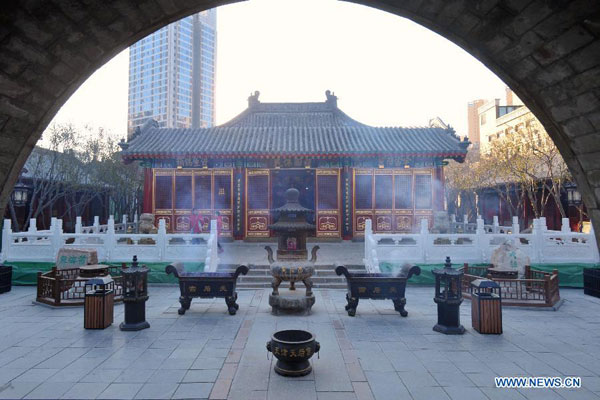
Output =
[
  {"x1": 143, "y1": 168, "x2": 153, "y2": 214},
  {"x1": 433, "y1": 166, "x2": 445, "y2": 211}
]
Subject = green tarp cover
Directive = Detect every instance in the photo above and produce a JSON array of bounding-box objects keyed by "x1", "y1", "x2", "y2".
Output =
[
  {"x1": 379, "y1": 262, "x2": 599, "y2": 288},
  {"x1": 4, "y1": 261, "x2": 204, "y2": 285},
  {"x1": 4, "y1": 261, "x2": 597, "y2": 288}
]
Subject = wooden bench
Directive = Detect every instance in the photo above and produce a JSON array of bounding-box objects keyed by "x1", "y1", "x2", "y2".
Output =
[
  {"x1": 335, "y1": 264, "x2": 421, "y2": 316},
  {"x1": 165, "y1": 263, "x2": 249, "y2": 315}
]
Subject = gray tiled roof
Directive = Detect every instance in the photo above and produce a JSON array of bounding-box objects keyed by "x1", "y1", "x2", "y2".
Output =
[{"x1": 122, "y1": 93, "x2": 468, "y2": 160}]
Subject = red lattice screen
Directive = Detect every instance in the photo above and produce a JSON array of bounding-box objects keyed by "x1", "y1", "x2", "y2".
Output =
[
  {"x1": 394, "y1": 175, "x2": 412, "y2": 209},
  {"x1": 248, "y1": 175, "x2": 269, "y2": 209},
  {"x1": 155, "y1": 175, "x2": 173, "y2": 209},
  {"x1": 355, "y1": 175, "x2": 372, "y2": 209},
  {"x1": 175, "y1": 175, "x2": 192, "y2": 209},
  {"x1": 415, "y1": 174, "x2": 432, "y2": 209},
  {"x1": 374, "y1": 175, "x2": 393, "y2": 209},
  {"x1": 194, "y1": 175, "x2": 211, "y2": 209},
  {"x1": 317, "y1": 175, "x2": 337, "y2": 210},
  {"x1": 214, "y1": 174, "x2": 232, "y2": 210}
]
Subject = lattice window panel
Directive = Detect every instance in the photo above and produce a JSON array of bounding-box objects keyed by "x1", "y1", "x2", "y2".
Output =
[
  {"x1": 415, "y1": 174, "x2": 433, "y2": 209},
  {"x1": 355, "y1": 175, "x2": 372, "y2": 209},
  {"x1": 375, "y1": 175, "x2": 393, "y2": 209},
  {"x1": 194, "y1": 175, "x2": 212, "y2": 209},
  {"x1": 175, "y1": 175, "x2": 192, "y2": 209},
  {"x1": 214, "y1": 174, "x2": 232, "y2": 210},
  {"x1": 394, "y1": 175, "x2": 412, "y2": 209},
  {"x1": 248, "y1": 175, "x2": 269, "y2": 209},
  {"x1": 317, "y1": 175, "x2": 337, "y2": 210},
  {"x1": 155, "y1": 175, "x2": 173, "y2": 209}
]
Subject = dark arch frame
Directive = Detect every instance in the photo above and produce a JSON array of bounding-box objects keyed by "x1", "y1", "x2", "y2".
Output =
[{"x1": 0, "y1": 0, "x2": 599, "y2": 244}]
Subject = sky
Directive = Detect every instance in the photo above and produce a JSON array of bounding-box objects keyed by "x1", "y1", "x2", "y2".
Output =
[{"x1": 47, "y1": 0, "x2": 508, "y2": 142}]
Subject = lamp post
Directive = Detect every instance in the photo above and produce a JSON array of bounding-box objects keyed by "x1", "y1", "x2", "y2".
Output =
[
  {"x1": 120, "y1": 255, "x2": 150, "y2": 331},
  {"x1": 11, "y1": 181, "x2": 30, "y2": 207},
  {"x1": 432, "y1": 257, "x2": 465, "y2": 334},
  {"x1": 565, "y1": 182, "x2": 583, "y2": 232}
]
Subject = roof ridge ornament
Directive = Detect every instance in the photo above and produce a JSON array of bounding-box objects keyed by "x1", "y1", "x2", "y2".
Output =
[
  {"x1": 248, "y1": 90, "x2": 260, "y2": 107},
  {"x1": 325, "y1": 90, "x2": 337, "y2": 108}
]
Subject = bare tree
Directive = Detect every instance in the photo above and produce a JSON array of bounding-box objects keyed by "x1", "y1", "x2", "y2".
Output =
[
  {"x1": 488, "y1": 122, "x2": 570, "y2": 219},
  {"x1": 5, "y1": 124, "x2": 142, "y2": 231}
]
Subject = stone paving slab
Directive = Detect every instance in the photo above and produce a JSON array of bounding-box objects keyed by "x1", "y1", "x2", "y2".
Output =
[{"x1": 0, "y1": 286, "x2": 600, "y2": 399}]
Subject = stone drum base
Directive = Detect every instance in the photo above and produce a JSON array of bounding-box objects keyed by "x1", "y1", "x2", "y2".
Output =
[{"x1": 269, "y1": 289, "x2": 315, "y2": 315}]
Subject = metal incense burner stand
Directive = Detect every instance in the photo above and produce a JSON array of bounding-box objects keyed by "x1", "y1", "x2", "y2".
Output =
[
  {"x1": 432, "y1": 256, "x2": 465, "y2": 334},
  {"x1": 265, "y1": 188, "x2": 319, "y2": 315},
  {"x1": 120, "y1": 255, "x2": 150, "y2": 331}
]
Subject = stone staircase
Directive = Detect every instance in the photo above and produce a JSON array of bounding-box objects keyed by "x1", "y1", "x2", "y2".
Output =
[{"x1": 233, "y1": 264, "x2": 367, "y2": 289}]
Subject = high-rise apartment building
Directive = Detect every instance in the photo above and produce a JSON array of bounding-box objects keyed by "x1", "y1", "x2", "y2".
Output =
[{"x1": 127, "y1": 9, "x2": 216, "y2": 138}]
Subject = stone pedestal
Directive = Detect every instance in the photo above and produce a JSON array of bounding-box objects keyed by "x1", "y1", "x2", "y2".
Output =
[{"x1": 269, "y1": 289, "x2": 315, "y2": 315}]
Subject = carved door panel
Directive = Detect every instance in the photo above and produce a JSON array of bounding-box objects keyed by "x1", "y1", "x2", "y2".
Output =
[
  {"x1": 153, "y1": 169, "x2": 174, "y2": 232},
  {"x1": 394, "y1": 172, "x2": 413, "y2": 232},
  {"x1": 245, "y1": 169, "x2": 270, "y2": 238},
  {"x1": 353, "y1": 169, "x2": 373, "y2": 237},
  {"x1": 193, "y1": 171, "x2": 212, "y2": 233},
  {"x1": 174, "y1": 171, "x2": 192, "y2": 232},
  {"x1": 316, "y1": 169, "x2": 340, "y2": 238},
  {"x1": 374, "y1": 172, "x2": 393, "y2": 232},
  {"x1": 414, "y1": 172, "x2": 433, "y2": 231},
  {"x1": 213, "y1": 170, "x2": 233, "y2": 237}
]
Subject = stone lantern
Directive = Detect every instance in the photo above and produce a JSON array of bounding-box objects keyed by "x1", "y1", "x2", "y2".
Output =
[
  {"x1": 432, "y1": 256, "x2": 465, "y2": 334},
  {"x1": 120, "y1": 255, "x2": 150, "y2": 331}
]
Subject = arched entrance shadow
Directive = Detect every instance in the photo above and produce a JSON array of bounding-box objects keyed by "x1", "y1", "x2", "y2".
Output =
[{"x1": 0, "y1": 0, "x2": 599, "y2": 244}]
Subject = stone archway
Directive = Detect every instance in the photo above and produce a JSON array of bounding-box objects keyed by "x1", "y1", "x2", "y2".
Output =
[{"x1": 1, "y1": 1, "x2": 599, "y2": 243}]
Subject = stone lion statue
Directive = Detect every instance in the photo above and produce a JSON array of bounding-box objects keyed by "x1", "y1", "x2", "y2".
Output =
[{"x1": 139, "y1": 213, "x2": 157, "y2": 234}]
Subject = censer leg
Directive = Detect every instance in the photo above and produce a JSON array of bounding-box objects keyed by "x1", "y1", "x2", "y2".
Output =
[{"x1": 303, "y1": 277, "x2": 313, "y2": 297}]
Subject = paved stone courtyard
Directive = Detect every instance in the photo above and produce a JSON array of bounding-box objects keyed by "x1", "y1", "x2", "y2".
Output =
[{"x1": 1, "y1": 286, "x2": 599, "y2": 400}]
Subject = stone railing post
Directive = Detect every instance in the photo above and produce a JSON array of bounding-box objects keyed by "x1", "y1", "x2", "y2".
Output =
[
  {"x1": 420, "y1": 218, "x2": 429, "y2": 263},
  {"x1": 540, "y1": 217, "x2": 548, "y2": 232},
  {"x1": 74, "y1": 216, "x2": 82, "y2": 244},
  {"x1": 75, "y1": 217, "x2": 82, "y2": 234},
  {"x1": 29, "y1": 218, "x2": 38, "y2": 232},
  {"x1": 512, "y1": 216, "x2": 519, "y2": 235},
  {"x1": 532, "y1": 219, "x2": 543, "y2": 263},
  {"x1": 561, "y1": 217, "x2": 570, "y2": 233},
  {"x1": 463, "y1": 214, "x2": 469, "y2": 232},
  {"x1": 93, "y1": 216, "x2": 100, "y2": 233},
  {"x1": 492, "y1": 216, "x2": 499, "y2": 233},
  {"x1": 104, "y1": 216, "x2": 115, "y2": 262},
  {"x1": 1, "y1": 219, "x2": 12, "y2": 262},
  {"x1": 51, "y1": 218, "x2": 63, "y2": 261},
  {"x1": 120, "y1": 215, "x2": 127, "y2": 232},
  {"x1": 476, "y1": 217, "x2": 485, "y2": 263},
  {"x1": 157, "y1": 219, "x2": 167, "y2": 262},
  {"x1": 364, "y1": 219, "x2": 373, "y2": 269}
]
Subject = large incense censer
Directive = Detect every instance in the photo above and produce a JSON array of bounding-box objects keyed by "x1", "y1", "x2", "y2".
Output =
[
  {"x1": 265, "y1": 188, "x2": 319, "y2": 315},
  {"x1": 267, "y1": 329, "x2": 320, "y2": 376}
]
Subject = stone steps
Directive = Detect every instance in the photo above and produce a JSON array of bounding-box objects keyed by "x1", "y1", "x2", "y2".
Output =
[{"x1": 224, "y1": 264, "x2": 366, "y2": 289}]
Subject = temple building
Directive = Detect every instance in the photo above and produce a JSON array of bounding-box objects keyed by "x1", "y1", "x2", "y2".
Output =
[{"x1": 121, "y1": 91, "x2": 469, "y2": 240}]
